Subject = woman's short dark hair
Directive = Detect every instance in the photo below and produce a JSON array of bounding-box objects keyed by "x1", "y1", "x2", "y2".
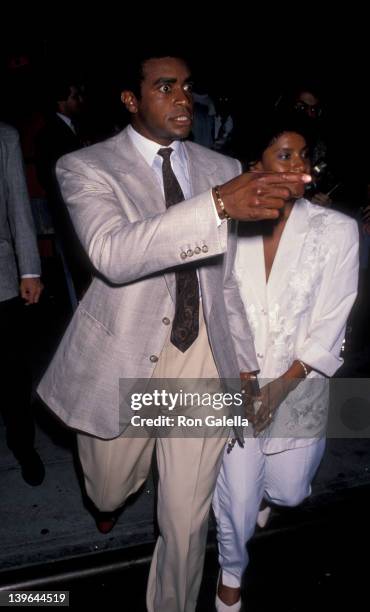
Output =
[{"x1": 243, "y1": 112, "x2": 318, "y2": 170}]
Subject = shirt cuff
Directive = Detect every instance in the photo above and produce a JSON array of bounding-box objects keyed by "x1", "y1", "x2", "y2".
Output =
[
  {"x1": 21, "y1": 274, "x2": 40, "y2": 278},
  {"x1": 296, "y1": 338, "x2": 343, "y2": 377}
]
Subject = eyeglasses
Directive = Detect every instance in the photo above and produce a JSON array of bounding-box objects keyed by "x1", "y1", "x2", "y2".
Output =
[{"x1": 294, "y1": 101, "x2": 322, "y2": 117}]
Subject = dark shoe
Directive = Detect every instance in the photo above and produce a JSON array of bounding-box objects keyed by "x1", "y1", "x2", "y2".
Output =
[
  {"x1": 95, "y1": 511, "x2": 118, "y2": 534},
  {"x1": 19, "y1": 450, "x2": 45, "y2": 486}
]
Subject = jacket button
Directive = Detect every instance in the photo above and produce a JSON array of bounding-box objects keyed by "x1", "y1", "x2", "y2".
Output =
[
  {"x1": 257, "y1": 353, "x2": 263, "y2": 358},
  {"x1": 194, "y1": 247, "x2": 201, "y2": 254},
  {"x1": 187, "y1": 249, "x2": 194, "y2": 257},
  {"x1": 180, "y1": 251, "x2": 187, "y2": 259},
  {"x1": 162, "y1": 317, "x2": 170, "y2": 325},
  {"x1": 201, "y1": 245, "x2": 208, "y2": 253},
  {"x1": 150, "y1": 355, "x2": 159, "y2": 363}
]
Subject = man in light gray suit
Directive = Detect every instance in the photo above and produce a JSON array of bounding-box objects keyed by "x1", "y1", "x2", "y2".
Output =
[
  {"x1": 0, "y1": 122, "x2": 44, "y2": 486},
  {"x1": 37, "y1": 51, "x2": 311, "y2": 611}
]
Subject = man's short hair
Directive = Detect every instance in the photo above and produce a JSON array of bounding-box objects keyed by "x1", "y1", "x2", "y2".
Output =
[
  {"x1": 48, "y1": 74, "x2": 82, "y2": 109},
  {"x1": 120, "y1": 46, "x2": 192, "y2": 99}
]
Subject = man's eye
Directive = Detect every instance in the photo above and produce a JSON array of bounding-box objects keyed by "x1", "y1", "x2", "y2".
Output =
[
  {"x1": 159, "y1": 84, "x2": 171, "y2": 93},
  {"x1": 184, "y1": 83, "x2": 193, "y2": 93}
]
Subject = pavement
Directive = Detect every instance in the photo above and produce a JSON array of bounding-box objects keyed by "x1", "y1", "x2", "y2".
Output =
[{"x1": 1, "y1": 422, "x2": 369, "y2": 610}]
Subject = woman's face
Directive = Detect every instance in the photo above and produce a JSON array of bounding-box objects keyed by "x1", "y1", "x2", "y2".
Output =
[{"x1": 255, "y1": 131, "x2": 311, "y2": 200}]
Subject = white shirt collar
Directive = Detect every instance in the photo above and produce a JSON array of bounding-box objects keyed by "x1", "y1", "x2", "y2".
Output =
[
  {"x1": 56, "y1": 112, "x2": 75, "y2": 133},
  {"x1": 127, "y1": 124, "x2": 188, "y2": 171}
]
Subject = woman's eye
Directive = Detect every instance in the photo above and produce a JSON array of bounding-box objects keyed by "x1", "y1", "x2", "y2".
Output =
[{"x1": 278, "y1": 153, "x2": 290, "y2": 161}]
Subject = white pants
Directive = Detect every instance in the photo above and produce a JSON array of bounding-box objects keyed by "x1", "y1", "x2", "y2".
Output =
[{"x1": 213, "y1": 437, "x2": 325, "y2": 588}]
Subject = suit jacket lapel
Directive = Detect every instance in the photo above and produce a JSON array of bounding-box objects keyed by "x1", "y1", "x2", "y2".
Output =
[
  {"x1": 109, "y1": 128, "x2": 166, "y2": 216},
  {"x1": 235, "y1": 200, "x2": 309, "y2": 310},
  {"x1": 106, "y1": 129, "x2": 177, "y2": 300},
  {"x1": 185, "y1": 142, "x2": 218, "y2": 193},
  {"x1": 267, "y1": 199, "x2": 309, "y2": 302},
  {"x1": 107, "y1": 133, "x2": 221, "y2": 305},
  {"x1": 122, "y1": 152, "x2": 177, "y2": 299},
  {"x1": 235, "y1": 230, "x2": 267, "y2": 309}
]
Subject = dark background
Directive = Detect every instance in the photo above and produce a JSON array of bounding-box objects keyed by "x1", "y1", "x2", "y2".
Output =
[{"x1": 1, "y1": 21, "x2": 368, "y2": 207}]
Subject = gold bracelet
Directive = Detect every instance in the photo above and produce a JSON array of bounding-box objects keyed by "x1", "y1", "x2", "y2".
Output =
[
  {"x1": 214, "y1": 185, "x2": 232, "y2": 220},
  {"x1": 298, "y1": 360, "x2": 308, "y2": 377}
]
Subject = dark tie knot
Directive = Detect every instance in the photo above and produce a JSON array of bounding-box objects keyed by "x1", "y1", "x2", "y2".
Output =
[{"x1": 157, "y1": 147, "x2": 174, "y2": 162}]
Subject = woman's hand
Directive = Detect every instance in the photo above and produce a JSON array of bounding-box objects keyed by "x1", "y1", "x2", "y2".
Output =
[
  {"x1": 253, "y1": 377, "x2": 288, "y2": 436},
  {"x1": 240, "y1": 372, "x2": 260, "y2": 425},
  {"x1": 252, "y1": 360, "x2": 311, "y2": 436}
]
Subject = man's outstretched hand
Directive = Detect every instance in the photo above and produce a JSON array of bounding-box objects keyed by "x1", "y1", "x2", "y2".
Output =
[{"x1": 214, "y1": 171, "x2": 311, "y2": 221}]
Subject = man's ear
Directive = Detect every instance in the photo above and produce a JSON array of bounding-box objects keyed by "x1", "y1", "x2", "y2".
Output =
[{"x1": 121, "y1": 91, "x2": 138, "y2": 114}]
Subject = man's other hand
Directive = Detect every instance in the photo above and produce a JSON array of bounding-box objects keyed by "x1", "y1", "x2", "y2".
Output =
[{"x1": 20, "y1": 278, "x2": 43, "y2": 305}]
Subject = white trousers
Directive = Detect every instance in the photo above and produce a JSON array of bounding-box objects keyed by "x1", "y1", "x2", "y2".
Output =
[
  {"x1": 77, "y1": 306, "x2": 227, "y2": 612},
  {"x1": 213, "y1": 436, "x2": 326, "y2": 588}
]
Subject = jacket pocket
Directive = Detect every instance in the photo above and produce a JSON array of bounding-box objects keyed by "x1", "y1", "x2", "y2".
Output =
[{"x1": 79, "y1": 308, "x2": 114, "y2": 336}]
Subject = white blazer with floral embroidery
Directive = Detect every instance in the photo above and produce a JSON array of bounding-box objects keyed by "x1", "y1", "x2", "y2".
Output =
[{"x1": 235, "y1": 198, "x2": 359, "y2": 452}]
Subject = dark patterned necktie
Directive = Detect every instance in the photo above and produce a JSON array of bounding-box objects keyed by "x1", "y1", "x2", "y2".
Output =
[{"x1": 157, "y1": 147, "x2": 199, "y2": 352}]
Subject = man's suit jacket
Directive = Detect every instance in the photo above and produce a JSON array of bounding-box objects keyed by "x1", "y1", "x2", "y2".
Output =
[
  {"x1": 0, "y1": 123, "x2": 41, "y2": 302},
  {"x1": 35, "y1": 115, "x2": 81, "y2": 191},
  {"x1": 37, "y1": 127, "x2": 258, "y2": 438},
  {"x1": 35, "y1": 115, "x2": 92, "y2": 297},
  {"x1": 235, "y1": 198, "x2": 359, "y2": 451}
]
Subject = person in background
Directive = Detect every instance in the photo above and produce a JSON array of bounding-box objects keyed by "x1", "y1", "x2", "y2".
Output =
[
  {"x1": 213, "y1": 93, "x2": 234, "y2": 155},
  {"x1": 0, "y1": 122, "x2": 44, "y2": 486},
  {"x1": 35, "y1": 77, "x2": 92, "y2": 301},
  {"x1": 191, "y1": 78, "x2": 216, "y2": 148},
  {"x1": 275, "y1": 84, "x2": 339, "y2": 207}
]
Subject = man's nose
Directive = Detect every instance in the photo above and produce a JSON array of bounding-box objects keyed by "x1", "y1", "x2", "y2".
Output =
[{"x1": 174, "y1": 89, "x2": 192, "y2": 107}]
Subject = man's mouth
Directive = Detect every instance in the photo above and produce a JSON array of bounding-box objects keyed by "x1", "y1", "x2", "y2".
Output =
[{"x1": 171, "y1": 114, "x2": 192, "y2": 125}]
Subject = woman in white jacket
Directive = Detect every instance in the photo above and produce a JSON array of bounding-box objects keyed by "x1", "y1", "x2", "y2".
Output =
[{"x1": 213, "y1": 115, "x2": 359, "y2": 611}]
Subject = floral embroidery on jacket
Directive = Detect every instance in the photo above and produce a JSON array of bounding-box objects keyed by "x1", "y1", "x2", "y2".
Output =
[
  {"x1": 264, "y1": 205, "x2": 336, "y2": 371},
  {"x1": 240, "y1": 201, "x2": 338, "y2": 443}
]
